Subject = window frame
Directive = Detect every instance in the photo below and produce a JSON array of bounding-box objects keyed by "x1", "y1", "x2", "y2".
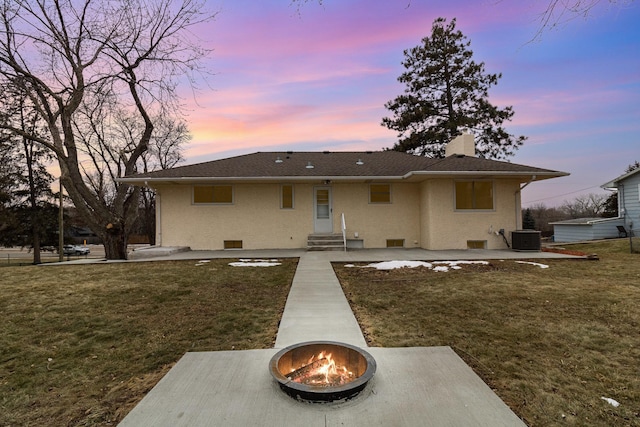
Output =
[
  {"x1": 192, "y1": 185, "x2": 234, "y2": 205},
  {"x1": 454, "y1": 180, "x2": 494, "y2": 211},
  {"x1": 369, "y1": 183, "x2": 391, "y2": 204},
  {"x1": 280, "y1": 184, "x2": 295, "y2": 209}
]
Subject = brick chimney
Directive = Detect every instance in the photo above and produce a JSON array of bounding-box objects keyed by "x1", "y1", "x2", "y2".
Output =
[{"x1": 445, "y1": 133, "x2": 476, "y2": 157}]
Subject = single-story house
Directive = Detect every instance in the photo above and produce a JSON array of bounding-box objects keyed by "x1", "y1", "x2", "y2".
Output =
[
  {"x1": 549, "y1": 217, "x2": 626, "y2": 243},
  {"x1": 120, "y1": 134, "x2": 568, "y2": 251},
  {"x1": 602, "y1": 167, "x2": 640, "y2": 237}
]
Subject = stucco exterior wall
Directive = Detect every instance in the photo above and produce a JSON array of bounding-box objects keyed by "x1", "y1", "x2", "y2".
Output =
[
  {"x1": 155, "y1": 179, "x2": 521, "y2": 250},
  {"x1": 156, "y1": 182, "x2": 422, "y2": 250},
  {"x1": 156, "y1": 183, "x2": 314, "y2": 250},
  {"x1": 333, "y1": 183, "x2": 421, "y2": 248},
  {"x1": 420, "y1": 179, "x2": 521, "y2": 250}
]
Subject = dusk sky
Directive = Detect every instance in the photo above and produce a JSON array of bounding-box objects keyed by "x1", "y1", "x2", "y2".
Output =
[{"x1": 179, "y1": 0, "x2": 640, "y2": 207}]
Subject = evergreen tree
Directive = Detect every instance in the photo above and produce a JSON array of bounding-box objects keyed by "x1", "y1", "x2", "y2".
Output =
[
  {"x1": 382, "y1": 17, "x2": 526, "y2": 159},
  {"x1": 602, "y1": 192, "x2": 618, "y2": 218},
  {"x1": 0, "y1": 87, "x2": 56, "y2": 262},
  {"x1": 625, "y1": 161, "x2": 640, "y2": 174},
  {"x1": 522, "y1": 208, "x2": 536, "y2": 230}
]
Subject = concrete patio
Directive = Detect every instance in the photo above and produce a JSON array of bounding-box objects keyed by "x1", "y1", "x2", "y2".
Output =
[{"x1": 118, "y1": 248, "x2": 570, "y2": 426}]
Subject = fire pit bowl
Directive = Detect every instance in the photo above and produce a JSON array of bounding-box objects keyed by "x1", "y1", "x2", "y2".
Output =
[{"x1": 269, "y1": 341, "x2": 376, "y2": 402}]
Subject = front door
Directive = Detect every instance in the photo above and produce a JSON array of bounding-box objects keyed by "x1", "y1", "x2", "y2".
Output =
[{"x1": 313, "y1": 186, "x2": 333, "y2": 233}]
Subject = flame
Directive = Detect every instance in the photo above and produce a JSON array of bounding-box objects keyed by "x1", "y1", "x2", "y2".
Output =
[{"x1": 288, "y1": 351, "x2": 354, "y2": 386}]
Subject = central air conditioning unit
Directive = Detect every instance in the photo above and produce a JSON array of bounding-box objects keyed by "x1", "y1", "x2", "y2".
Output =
[{"x1": 511, "y1": 230, "x2": 541, "y2": 251}]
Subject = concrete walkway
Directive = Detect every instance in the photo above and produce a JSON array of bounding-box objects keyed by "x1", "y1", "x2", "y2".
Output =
[
  {"x1": 275, "y1": 252, "x2": 368, "y2": 349},
  {"x1": 116, "y1": 248, "x2": 564, "y2": 426}
]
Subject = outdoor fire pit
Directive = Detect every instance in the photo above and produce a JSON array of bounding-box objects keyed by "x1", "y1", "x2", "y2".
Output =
[{"x1": 269, "y1": 341, "x2": 376, "y2": 402}]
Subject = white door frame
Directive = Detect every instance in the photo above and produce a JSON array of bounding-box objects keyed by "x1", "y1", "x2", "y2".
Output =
[{"x1": 313, "y1": 186, "x2": 333, "y2": 233}]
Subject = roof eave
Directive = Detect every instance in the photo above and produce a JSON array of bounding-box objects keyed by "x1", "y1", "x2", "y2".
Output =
[
  {"x1": 404, "y1": 170, "x2": 569, "y2": 180},
  {"x1": 119, "y1": 170, "x2": 569, "y2": 186},
  {"x1": 117, "y1": 175, "x2": 407, "y2": 185}
]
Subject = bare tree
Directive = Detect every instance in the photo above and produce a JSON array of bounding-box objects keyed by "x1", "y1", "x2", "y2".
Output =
[
  {"x1": 529, "y1": 0, "x2": 634, "y2": 39},
  {"x1": 293, "y1": 1, "x2": 635, "y2": 40},
  {"x1": 560, "y1": 193, "x2": 608, "y2": 218},
  {"x1": 0, "y1": 0, "x2": 215, "y2": 259},
  {"x1": 527, "y1": 202, "x2": 566, "y2": 236}
]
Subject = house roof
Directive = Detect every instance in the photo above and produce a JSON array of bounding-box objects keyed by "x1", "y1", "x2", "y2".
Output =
[
  {"x1": 120, "y1": 151, "x2": 568, "y2": 185},
  {"x1": 601, "y1": 167, "x2": 640, "y2": 189}
]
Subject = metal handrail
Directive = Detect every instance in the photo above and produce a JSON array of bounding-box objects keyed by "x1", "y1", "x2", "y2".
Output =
[{"x1": 341, "y1": 213, "x2": 347, "y2": 252}]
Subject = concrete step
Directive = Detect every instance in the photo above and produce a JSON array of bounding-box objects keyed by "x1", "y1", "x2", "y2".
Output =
[{"x1": 307, "y1": 234, "x2": 344, "y2": 251}]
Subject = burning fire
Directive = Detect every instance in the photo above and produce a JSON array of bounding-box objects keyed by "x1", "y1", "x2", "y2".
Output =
[{"x1": 288, "y1": 351, "x2": 354, "y2": 387}]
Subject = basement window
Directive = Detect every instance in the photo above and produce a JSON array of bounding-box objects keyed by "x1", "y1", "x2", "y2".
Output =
[
  {"x1": 224, "y1": 240, "x2": 243, "y2": 249},
  {"x1": 467, "y1": 240, "x2": 487, "y2": 249},
  {"x1": 455, "y1": 181, "x2": 493, "y2": 210},
  {"x1": 386, "y1": 239, "x2": 404, "y2": 248},
  {"x1": 193, "y1": 185, "x2": 233, "y2": 204}
]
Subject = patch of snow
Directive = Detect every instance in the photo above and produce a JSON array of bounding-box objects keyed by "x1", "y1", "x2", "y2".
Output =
[
  {"x1": 515, "y1": 261, "x2": 549, "y2": 269},
  {"x1": 601, "y1": 396, "x2": 620, "y2": 407},
  {"x1": 198, "y1": 260, "x2": 211, "y2": 263},
  {"x1": 365, "y1": 260, "x2": 433, "y2": 270},
  {"x1": 229, "y1": 259, "x2": 281, "y2": 267},
  {"x1": 344, "y1": 264, "x2": 355, "y2": 268},
  {"x1": 361, "y1": 260, "x2": 488, "y2": 272},
  {"x1": 433, "y1": 261, "x2": 489, "y2": 267}
]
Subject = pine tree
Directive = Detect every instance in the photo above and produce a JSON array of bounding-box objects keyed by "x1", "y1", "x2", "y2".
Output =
[
  {"x1": 522, "y1": 208, "x2": 536, "y2": 230},
  {"x1": 382, "y1": 17, "x2": 526, "y2": 159}
]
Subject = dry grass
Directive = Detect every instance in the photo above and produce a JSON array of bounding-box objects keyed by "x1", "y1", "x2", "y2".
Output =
[
  {"x1": 335, "y1": 240, "x2": 640, "y2": 427},
  {"x1": 0, "y1": 258, "x2": 297, "y2": 426}
]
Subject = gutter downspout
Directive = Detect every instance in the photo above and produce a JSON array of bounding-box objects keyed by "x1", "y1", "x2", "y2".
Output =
[
  {"x1": 515, "y1": 175, "x2": 536, "y2": 230},
  {"x1": 154, "y1": 186, "x2": 162, "y2": 247},
  {"x1": 143, "y1": 181, "x2": 161, "y2": 247}
]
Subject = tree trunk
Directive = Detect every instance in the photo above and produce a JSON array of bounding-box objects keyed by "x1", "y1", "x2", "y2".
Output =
[
  {"x1": 31, "y1": 228, "x2": 41, "y2": 265},
  {"x1": 102, "y1": 227, "x2": 128, "y2": 260}
]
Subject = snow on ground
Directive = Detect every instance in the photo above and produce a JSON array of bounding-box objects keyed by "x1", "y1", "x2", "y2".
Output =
[
  {"x1": 601, "y1": 397, "x2": 620, "y2": 407},
  {"x1": 229, "y1": 259, "x2": 281, "y2": 267},
  {"x1": 349, "y1": 260, "x2": 489, "y2": 272},
  {"x1": 515, "y1": 261, "x2": 549, "y2": 269}
]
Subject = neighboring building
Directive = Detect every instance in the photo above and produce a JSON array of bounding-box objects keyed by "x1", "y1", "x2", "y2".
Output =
[
  {"x1": 602, "y1": 167, "x2": 640, "y2": 237},
  {"x1": 120, "y1": 134, "x2": 568, "y2": 251},
  {"x1": 550, "y1": 217, "x2": 625, "y2": 243}
]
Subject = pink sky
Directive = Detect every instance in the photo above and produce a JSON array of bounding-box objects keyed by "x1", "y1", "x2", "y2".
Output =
[{"x1": 176, "y1": 0, "x2": 640, "y2": 207}]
